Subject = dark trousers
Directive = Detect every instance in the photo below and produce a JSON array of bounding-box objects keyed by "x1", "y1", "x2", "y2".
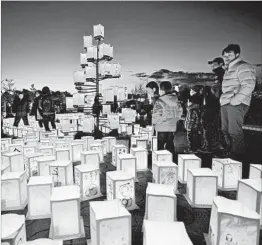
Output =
[
  {"x1": 187, "y1": 130, "x2": 202, "y2": 151},
  {"x1": 43, "y1": 119, "x2": 56, "y2": 131},
  {"x1": 157, "y1": 132, "x2": 175, "y2": 153},
  {"x1": 13, "y1": 114, "x2": 29, "y2": 127},
  {"x1": 38, "y1": 120, "x2": 43, "y2": 128}
]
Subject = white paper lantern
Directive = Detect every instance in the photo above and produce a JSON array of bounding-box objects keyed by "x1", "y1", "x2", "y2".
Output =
[
  {"x1": 54, "y1": 140, "x2": 68, "y2": 149},
  {"x1": 130, "y1": 135, "x2": 140, "y2": 147},
  {"x1": 6, "y1": 143, "x2": 23, "y2": 154},
  {"x1": 249, "y1": 164, "x2": 262, "y2": 179},
  {"x1": 1, "y1": 172, "x2": 28, "y2": 211},
  {"x1": 130, "y1": 147, "x2": 148, "y2": 171},
  {"x1": 112, "y1": 144, "x2": 128, "y2": 167},
  {"x1": 70, "y1": 141, "x2": 84, "y2": 162},
  {"x1": 24, "y1": 152, "x2": 44, "y2": 178},
  {"x1": 85, "y1": 65, "x2": 96, "y2": 79},
  {"x1": 38, "y1": 146, "x2": 54, "y2": 157},
  {"x1": 55, "y1": 148, "x2": 70, "y2": 161},
  {"x1": 1, "y1": 214, "x2": 26, "y2": 245},
  {"x1": 23, "y1": 145, "x2": 37, "y2": 155},
  {"x1": 89, "y1": 199, "x2": 131, "y2": 245},
  {"x1": 208, "y1": 196, "x2": 260, "y2": 245},
  {"x1": 145, "y1": 183, "x2": 177, "y2": 222},
  {"x1": 1, "y1": 138, "x2": 12, "y2": 150},
  {"x1": 237, "y1": 179, "x2": 262, "y2": 226},
  {"x1": 136, "y1": 139, "x2": 148, "y2": 150},
  {"x1": 82, "y1": 136, "x2": 95, "y2": 150},
  {"x1": 27, "y1": 176, "x2": 53, "y2": 220},
  {"x1": 102, "y1": 104, "x2": 111, "y2": 115},
  {"x1": 143, "y1": 220, "x2": 193, "y2": 245},
  {"x1": 74, "y1": 165, "x2": 101, "y2": 201},
  {"x1": 177, "y1": 154, "x2": 201, "y2": 184},
  {"x1": 102, "y1": 136, "x2": 116, "y2": 153},
  {"x1": 134, "y1": 124, "x2": 140, "y2": 135},
  {"x1": 1, "y1": 161, "x2": 10, "y2": 175},
  {"x1": 49, "y1": 185, "x2": 85, "y2": 240},
  {"x1": 39, "y1": 139, "x2": 52, "y2": 148},
  {"x1": 117, "y1": 154, "x2": 137, "y2": 181},
  {"x1": 152, "y1": 161, "x2": 178, "y2": 191},
  {"x1": 80, "y1": 150, "x2": 100, "y2": 169},
  {"x1": 151, "y1": 136, "x2": 158, "y2": 151},
  {"x1": 83, "y1": 35, "x2": 93, "y2": 49},
  {"x1": 126, "y1": 125, "x2": 133, "y2": 135},
  {"x1": 21, "y1": 239, "x2": 63, "y2": 245},
  {"x1": 36, "y1": 156, "x2": 56, "y2": 176},
  {"x1": 108, "y1": 113, "x2": 120, "y2": 129},
  {"x1": 186, "y1": 168, "x2": 218, "y2": 208},
  {"x1": 12, "y1": 138, "x2": 24, "y2": 146},
  {"x1": 93, "y1": 24, "x2": 104, "y2": 40},
  {"x1": 82, "y1": 117, "x2": 95, "y2": 133},
  {"x1": 106, "y1": 171, "x2": 136, "y2": 210},
  {"x1": 39, "y1": 131, "x2": 57, "y2": 140},
  {"x1": 2, "y1": 152, "x2": 24, "y2": 172},
  {"x1": 212, "y1": 158, "x2": 242, "y2": 191},
  {"x1": 49, "y1": 160, "x2": 73, "y2": 187},
  {"x1": 80, "y1": 53, "x2": 88, "y2": 66},
  {"x1": 24, "y1": 138, "x2": 39, "y2": 148},
  {"x1": 90, "y1": 143, "x2": 104, "y2": 163}
]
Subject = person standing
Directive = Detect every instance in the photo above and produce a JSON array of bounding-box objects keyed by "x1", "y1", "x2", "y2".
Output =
[
  {"x1": 12, "y1": 90, "x2": 30, "y2": 127},
  {"x1": 220, "y1": 44, "x2": 256, "y2": 157},
  {"x1": 38, "y1": 86, "x2": 56, "y2": 132},
  {"x1": 152, "y1": 81, "x2": 182, "y2": 154},
  {"x1": 30, "y1": 90, "x2": 43, "y2": 128}
]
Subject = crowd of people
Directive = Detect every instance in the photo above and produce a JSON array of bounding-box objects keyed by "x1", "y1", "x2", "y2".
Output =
[{"x1": 146, "y1": 44, "x2": 256, "y2": 164}]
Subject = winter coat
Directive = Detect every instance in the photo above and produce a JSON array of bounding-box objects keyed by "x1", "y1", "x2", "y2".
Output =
[
  {"x1": 38, "y1": 94, "x2": 56, "y2": 120},
  {"x1": 184, "y1": 104, "x2": 202, "y2": 131},
  {"x1": 12, "y1": 95, "x2": 30, "y2": 116},
  {"x1": 220, "y1": 58, "x2": 256, "y2": 106},
  {"x1": 152, "y1": 92, "x2": 182, "y2": 132},
  {"x1": 30, "y1": 97, "x2": 42, "y2": 120}
]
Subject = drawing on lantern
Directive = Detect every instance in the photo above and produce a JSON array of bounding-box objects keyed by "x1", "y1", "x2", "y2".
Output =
[
  {"x1": 51, "y1": 167, "x2": 61, "y2": 187},
  {"x1": 224, "y1": 164, "x2": 241, "y2": 188},
  {"x1": 107, "y1": 177, "x2": 114, "y2": 200},
  {"x1": 160, "y1": 168, "x2": 176, "y2": 185},
  {"x1": 83, "y1": 171, "x2": 98, "y2": 197},
  {"x1": 118, "y1": 182, "x2": 133, "y2": 208}
]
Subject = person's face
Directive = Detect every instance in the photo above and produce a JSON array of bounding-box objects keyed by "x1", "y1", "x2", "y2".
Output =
[
  {"x1": 18, "y1": 94, "x2": 23, "y2": 99},
  {"x1": 36, "y1": 92, "x2": 40, "y2": 97},
  {"x1": 190, "y1": 89, "x2": 196, "y2": 96},
  {"x1": 146, "y1": 87, "x2": 154, "y2": 97},
  {"x1": 223, "y1": 51, "x2": 239, "y2": 64}
]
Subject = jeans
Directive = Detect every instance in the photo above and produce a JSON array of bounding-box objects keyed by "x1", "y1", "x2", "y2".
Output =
[
  {"x1": 43, "y1": 119, "x2": 56, "y2": 131},
  {"x1": 220, "y1": 104, "x2": 249, "y2": 155},
  {"x1": 13, "y1": 114, "x2": 29, "y2": 127},
  {"x1": 187, "y1": 130, "x2": 202, "y2": 151},
  {"x1": 157, "y1": 132, "x2": 175, "y2": 153}
]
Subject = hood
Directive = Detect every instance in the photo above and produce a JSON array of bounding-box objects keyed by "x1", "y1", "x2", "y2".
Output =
[
  {"x1": 159, "y1": 93, "x2": 178, "y2": 106},
  {"x1": 187, "y1": 103, "x2": 200, "y2": 111}
]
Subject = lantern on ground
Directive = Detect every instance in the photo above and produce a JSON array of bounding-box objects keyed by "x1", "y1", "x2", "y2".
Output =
[
  {"x1": 81, "y1": 136, "x2": 95, "y2": 150},
  {"x1": 249, "y1": 164, "x2": 262, "y2": 179},
  {"x1": 55, "y1": 148, "x2": 70, "y2": 161},
  {"x1": 80, "y1": 151, "x2": 100, "y2": 169},
  {"x1": 130, "y1": 147, "x2": 148, "y2": 171},
  {"x1": 70, "y1": 140, "x2": 85, "y2": 162},
  {"x1": 24, "y1": 152, "x2": 44, "y2": 178},
  {"x1": 117, "y1": 154, "x2": 137, "y2": 181},
  {"x1": 112, "y1": 144, "x2": 128, "y2": 167},
  {"x1": 36, "y1": 156, "x2": 56, "y2": 176},
  {"x1": 2, "y1": 152, "x2": 24, "y2": 172}
]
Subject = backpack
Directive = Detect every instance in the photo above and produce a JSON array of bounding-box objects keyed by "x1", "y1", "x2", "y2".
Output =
[{"x1": 39, "y1": 96, "x2": 54, "y2": 116}]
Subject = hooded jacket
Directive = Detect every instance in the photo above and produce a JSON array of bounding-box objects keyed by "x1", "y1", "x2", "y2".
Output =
[
  {"x1": 184, "y1": 103, "x2": 201, "y2": 131},
  {"x1": 152, "y1": 92, "x2": 182, "y2": 132},
  {"x1": 12, "y1": 95, "x2": 30, "y2": 116}
]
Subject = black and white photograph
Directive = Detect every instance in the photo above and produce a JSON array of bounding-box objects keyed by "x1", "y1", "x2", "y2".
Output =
[{"x1": 1, "y1": 1, "x2": 262, "y2": 245}]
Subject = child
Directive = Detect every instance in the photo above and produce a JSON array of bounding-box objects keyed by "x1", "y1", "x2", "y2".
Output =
[{"x1": 184, "y1": 94, "x2": 202, "y2": 153}]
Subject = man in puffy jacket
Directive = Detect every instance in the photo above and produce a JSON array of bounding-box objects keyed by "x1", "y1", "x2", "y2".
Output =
[
  {"x1": 220, "y1": 44, "x2": 256, "y2": 156},
  {"x1": 152, "y1": 81, "x2": 182, "y2": 153}
]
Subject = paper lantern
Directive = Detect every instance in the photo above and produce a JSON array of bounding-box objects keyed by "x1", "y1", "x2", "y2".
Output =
[
  {"x1": 102, "y1": 136, "x2": 116, "y2": 153},
  {"x1": 237, "y1": 179, "x2": 262, "y2": 226},
  {"x1": 208, "y1": 196, "x2": 260, "y2": 245},
  {"x1": 145, "y1": 183, "x2": 177, "y2": 222},
  {"x1": 82, "y1": 136, "x2": 95, "y2": 150},
  {"x1": 93, "y1": 24, "x2": 104, "y2": 40},
  {"x1": 178, "y1": 154, "x2": 201, "y2": 184},
  {"x1": 23, "y1": 145, "x2": 37, "y2": 155},
  {"x1": 130, "y1": 147, "x2": 148, "y2": 171},
  {"x1": 90, "y1": 143, "x2": 104, "y2": 163},
  {"x1": 39, "y1": 131, "x2": 57, "y2": 140},
  {"x1": 249, "y1": 164, "x2": 262, "y2": 179},
  {"x1": 151, "y1": 136, "x2": 158, "y2": 151},
  {"x1": 85, "y1": 65, "x2": 96, "y2": 79},
  {"x1": 134, "y1": 124, "x2": 140, "y2": 135},
  {"x1": 152, "y1": 161, "x2": 178, "y2": 191},
  {"x1": 2, "y1": 152, "x2": 24, "y2": 172},
  {"x1": 36, "y1": 156, "x2": 56, "y2": 176},
  {"x1": 212, "y1": 158, "x2": 242, "y2": 191},
  {"x1": 70, "y1": 141, "x2": 84, "y2": 162},
  {"x1": 24, "y1": 138, "x2": 39, "y2": 148},
  {"x1": 136, "y1": 139, "x2": 148, "y2": 150},
  {"x1": 27, "y1": 176, "x2": 53, "y2": 220},
  {"x1": 12, "y1": 138, "x2": 24, "y2": 145},
  {"x1": 80, "y1": 151, "x2": 100, "y2": 169},
  {"x1": 80, "y1": 53, "x2": 88, "y2": 66},
  {"x1": 112, "y1": 144, "x2": 128, "y2": 167},
  {"x1": 49, "y1": 185, "x2": 85, "y2": 240},
  {"x1": 1, "y1": 172, "x2": 28, "y2": 211},
  {"x1": 117, "y1": 154, "x2": 137, "y2": 181},
  {"x1": 1, "y1": 161, "x2": 10, "y2": 175},
  {"x1": 143, "y1": 220, "x2": 193, "y2": 245},
  {"x1": 20, "y1": 239, "x2": 63, "y2": 245},
  {"x1": 82, "y1": 117, "x2": 95, "y2": 133},
  {"x1": 186, "y1": 168, "x2": 218, "y2": 208},
  {"x1": 55, "y1": 148, "x2": 70, "y2": 161},
  {"x1": 7, "y1": 143, "x2": 23, "y2": 153},
  {"x1": 83, "y1": 35, "x2": 93, "y2": 49},
  {"x1": 100, "y1": 43, "x2": 112, "y2": 60},
  {"x1": 131, "y1": 135, "x2": 140, "y2": 147},
  {"x1": 106, "y1": 171, "x2": 136, "y2": 210},
  {"x1": 1, "y1": 214, "x2": 26, "y2": 245},
  {"x1": 24, "y1": 152, "x2": 44, "y2": 178},
  {"x1": 38, "y1": 146, "x2": 54, "y2": 157},
  {"x1": 111, "y1": 63, "x2": 121, "y2": 78},
  {"x1": 39, "y1": 139, "x2": 52, "y2": 148},
  {"x1": 89, "y1": 199, "x2": 131, "y2": 245},
  {"x1": 74, "y1": 165, "x2": 101, "y2": 201},
  {"x1": 108, "y1": 114, "x2": 120, "y2": 129},
  {"x1": 87, "y1": 46, "x2": 95, "y2": 61},
  {"x1": 126, "y1": 125, "x2": 133, "y2": 135},
  {"x1": 1, "y1": 138, "x2": 12, "y2": 150},
  {"x1": 49, "y1": 160, "x2": 73, "y2": 187},
  {"x1": 102, "y1": 104, "x2": 111, "y2": 115}
]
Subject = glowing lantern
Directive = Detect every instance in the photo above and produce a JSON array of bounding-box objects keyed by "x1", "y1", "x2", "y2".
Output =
[
  {"x1": 24, "y1": 152, "x2": 44, "y2": 178},
  {"x1": 136, "y1": 139, "x2": 148, "y2": 150},
  {"x1": 112, "y1": 144, "x2": 128, "y2": 167},
  {"x1": 145, "y1": 183, "x2": 177, "y2": 222},
  {"x1": 80, "y1": 151, "x2": 100, "y2": 169},
  {"x1": 2, "y1": 152, "x2": 24, "y2": 172},
  {"x1": 102, "y1": 136, "x2": 116, "y2": 153},
  {"x1": 106, "y1": 171, "x2": 136, "y2": 210},
  {"x1": 89, "y1": 199, "x2": 131, "y2": 245},
  {"x1": 1, "y1": 172, "x2": 28, "y2": 211},
  {"x1": 186, "y1": 168, "x2": 218, "y2": 208},
  {"x1": 130, "y1": 147, "x2": 148, "y2": 171},
  {"x1": 208, "y1": 196, "x2": 260, "y2": 245},
  {"x1": 70, "y1": 140, "x2": 85, "y2": 162},
  {"x1": 55, "y1": 148, "x2": 70, "y2": 161},
  {"x1": 38, "y1": 146, "x2": 54, "y2": 157},
  {"x1": 117, "y1": 154, "x2": 137, "y2": 181},
  {"x1": 83, "y1": 35, "x2": 93, "y2": 49},
  {"x1": 81, "y1": 136, "x2": 95, "y2": 150},
  {"x1": 36, "y1": 156, "x2": 56, "y2": 176},
  {"x1": 211, "y1": 158, "x2": 242, "y2": 190},
  {"x1": 178, "y1": 154, "x2": 201, "y2": 184},
  {"x1": 249, "y1": 164, "x2": 262, "y2": 179},
  {"x1": 80, "y1": 53, "x2": 88, "y2": 66},
  {"x1": 7, "y1": 143, "x2": 23, "y2": 153},
  {"x1": 93, "y1": 24, "x2": 104, "y2": 40}
]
